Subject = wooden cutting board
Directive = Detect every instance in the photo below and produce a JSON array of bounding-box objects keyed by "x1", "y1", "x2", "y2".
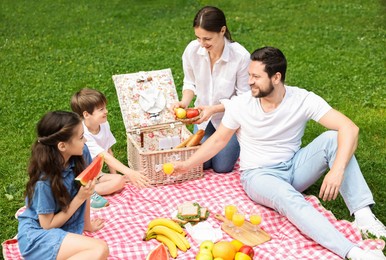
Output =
[{"x1": 214, "y1": 213, "x2": 271, "y2": 246}]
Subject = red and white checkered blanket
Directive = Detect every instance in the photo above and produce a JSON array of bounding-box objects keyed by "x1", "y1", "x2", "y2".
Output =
[{"x1": 3, "y1": 166, "x2": 385, "y2": 260}]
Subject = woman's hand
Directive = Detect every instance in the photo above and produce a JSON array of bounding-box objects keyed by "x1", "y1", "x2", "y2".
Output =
[
  {"x1": 170, "y1": 101, "x2": 187, "y2": 112},
  {"x1": 125, "y1": 170, "x2": 151, "y2": 188},
  {"x1": 194, "y1": 105, "x2": 213, "y2": 124}
]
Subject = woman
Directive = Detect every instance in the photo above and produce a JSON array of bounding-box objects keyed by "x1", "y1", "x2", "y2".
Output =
[{"x1": 173, "y1": 6, "x2": 250, "y2": 173}]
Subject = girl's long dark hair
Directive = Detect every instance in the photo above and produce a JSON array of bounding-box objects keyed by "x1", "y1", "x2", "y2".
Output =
[{"x1": 25, "y1": 111, "x2": 85, "y2": 211}]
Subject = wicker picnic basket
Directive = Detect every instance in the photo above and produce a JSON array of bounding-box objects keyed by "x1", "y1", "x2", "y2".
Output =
[{"x1": 112, "y1": 68, "x2": 204, "y2": 185}]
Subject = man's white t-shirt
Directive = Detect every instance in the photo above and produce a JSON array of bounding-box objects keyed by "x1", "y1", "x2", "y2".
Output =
[
  {"x1": 182, "y1": 39, "x2": 250, "y2": 130},
  {"x1": 222, "y1": 86, "x2": 332, "y2": 170},
  {"x1": 83, "y1": 121, "x2": 116, "y2": 159}
]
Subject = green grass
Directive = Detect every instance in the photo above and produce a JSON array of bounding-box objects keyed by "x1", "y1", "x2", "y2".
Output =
[{"x1": 1, "y1": 0, "x2": 385, "y2": 256}]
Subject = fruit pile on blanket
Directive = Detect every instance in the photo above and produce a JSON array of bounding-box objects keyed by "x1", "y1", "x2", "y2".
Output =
[{"x1": 197, "y1": 239, "x2": 255, "y2": 260}]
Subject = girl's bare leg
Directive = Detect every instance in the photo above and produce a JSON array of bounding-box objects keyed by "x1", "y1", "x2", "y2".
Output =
[{"x1": 57, "y1": 233, "x2": 109, "y2": 260}]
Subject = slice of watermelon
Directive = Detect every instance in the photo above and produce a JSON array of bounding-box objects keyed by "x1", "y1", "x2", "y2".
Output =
[
  {"x1": 75, "y1": 153, "x2": 104, "y2": 186},
  {"x1": 146, "y1": 244, "x2": 169, "y2": 260}
]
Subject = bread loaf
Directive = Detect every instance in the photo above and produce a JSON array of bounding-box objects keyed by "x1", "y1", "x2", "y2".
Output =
[
  {"x1": 186, "y1": 129, "x2": 205, "y2": 147},
  {"x1": 174, "y1": 135, "x2": 194, "y2": 149}
]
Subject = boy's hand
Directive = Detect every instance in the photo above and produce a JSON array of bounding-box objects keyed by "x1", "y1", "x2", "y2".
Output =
[{"x1": 125, "y1": 170, "x2": 151, "y2": 188}]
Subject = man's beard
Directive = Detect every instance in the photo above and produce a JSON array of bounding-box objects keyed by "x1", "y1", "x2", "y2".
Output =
[{"x1": 252, "y1": 82, "x2": 274, "y2": 98}]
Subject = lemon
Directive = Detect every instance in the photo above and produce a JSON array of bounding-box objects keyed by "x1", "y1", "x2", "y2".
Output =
[{"x1": 162, "y1": 163, "x2": 174, "y2": 175}]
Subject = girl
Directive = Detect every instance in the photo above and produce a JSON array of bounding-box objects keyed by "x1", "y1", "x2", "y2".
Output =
[
  {"x1": 172, "y1": 6, "x2": 250, "y2": 173},
  {"x1": 17, "y1": 111, "x2": 109, "y2": 259}
]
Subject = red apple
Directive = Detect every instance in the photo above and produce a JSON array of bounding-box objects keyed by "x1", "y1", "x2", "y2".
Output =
[
  {"x1": 186, "y1": 108, "x2": 200, "y2": 118},
  {"x1": 239, "y1": 245, "x2": 254, "y2": 258}
]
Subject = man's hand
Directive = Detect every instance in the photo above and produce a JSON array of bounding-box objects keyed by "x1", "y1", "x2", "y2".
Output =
[
  {"x1": 170, "y1": 161, "x2": 190, "y2": 174},
  {"x1": 319, "y1": 169, "x2": 344, "y2": 201}
]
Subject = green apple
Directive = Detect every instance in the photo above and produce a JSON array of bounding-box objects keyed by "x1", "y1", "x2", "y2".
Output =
[
  {"x1": 196, "y1": 252, "x2": 213, "y2": 260},
  {"x1": 200, "y1": 248, "x2": 213, "y2": 257},
  {"x1": 200, "y1": 240, "x2": 214, "y2": 252}
]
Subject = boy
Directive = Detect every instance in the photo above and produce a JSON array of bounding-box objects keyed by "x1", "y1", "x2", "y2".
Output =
[{"x1": 71, "y1": 88, "x2": 150, "y2": 209}]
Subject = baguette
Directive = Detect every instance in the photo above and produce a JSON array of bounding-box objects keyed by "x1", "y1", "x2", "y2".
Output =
[
  {"x1": 174, "y1": 135, "x2": 194, "y2": 149},
  {"x1": 186, "y1": 129, "x2": 205, "y2": 147}
]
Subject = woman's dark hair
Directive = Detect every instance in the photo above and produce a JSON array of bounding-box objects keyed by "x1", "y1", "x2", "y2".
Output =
[
  {"x1": 25, "y1": 111, "x2": 85, "y2": 211},
  {"x1": 250, "y1": 47, "x2": 287, "y2": 83},
  {"x1": 193, "y1": 6, "x2": 233, "y2": 42}
]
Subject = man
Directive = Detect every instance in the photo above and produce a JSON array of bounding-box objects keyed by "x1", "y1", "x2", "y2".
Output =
[{"x1": 174, "y1": 47, "x2": 386, "y2": 259}]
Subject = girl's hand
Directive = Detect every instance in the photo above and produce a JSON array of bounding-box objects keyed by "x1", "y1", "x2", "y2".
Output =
[
  {"x1": 77, "y1": 178, "x2": 96, "y2": 201},
  {"x1": 125, "y1": 170, "x2": 151, "y2": 188},
  {"x1": 87, "y1": 218, "x2": 105, "y2": 232}
]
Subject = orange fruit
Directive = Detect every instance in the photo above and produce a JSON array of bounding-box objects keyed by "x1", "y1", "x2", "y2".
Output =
[
  {"x1": 230, "y1": 239, "x2": 244, "y2": 251},
  {"x1": 212, "y1": 241, "x2": 236, "y2": 260},
  {"x1": 162, "y1": 163, "x2": 174, "y2": 175}
]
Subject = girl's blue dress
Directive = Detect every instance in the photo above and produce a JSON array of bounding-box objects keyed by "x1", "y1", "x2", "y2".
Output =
[{"x1": 17, "y1": 145, "x2": 92, "y2": 259}]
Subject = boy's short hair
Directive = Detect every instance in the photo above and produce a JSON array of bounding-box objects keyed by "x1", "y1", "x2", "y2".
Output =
[{"x1": 71, "y1": 88, "x2": 107, "y2": 117}]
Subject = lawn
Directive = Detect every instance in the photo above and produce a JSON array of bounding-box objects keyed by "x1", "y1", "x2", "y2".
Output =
[{"x1": 0, "y1": 0, "x2": 385, "y2": 256}]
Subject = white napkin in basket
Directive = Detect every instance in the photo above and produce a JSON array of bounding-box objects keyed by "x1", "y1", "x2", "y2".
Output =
[{"x1": 139, "y1": 88, "x2": 166, "y2": 113}]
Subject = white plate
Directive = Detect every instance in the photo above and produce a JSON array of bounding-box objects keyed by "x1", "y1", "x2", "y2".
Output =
[
  {"x1": 171, "y1": 210, "x2": 222, "y2": 244},
  {"x1": 139, "y1": 89, "x2": 166, "y2": 113}
]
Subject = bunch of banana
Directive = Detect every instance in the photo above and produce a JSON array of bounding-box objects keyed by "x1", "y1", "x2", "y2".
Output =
[{"x1": 143, "y1": 218, "x2": 191, "y2": 258}]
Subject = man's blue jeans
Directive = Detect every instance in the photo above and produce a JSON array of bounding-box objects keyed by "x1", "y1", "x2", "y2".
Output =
[{"x1": 241, "y1": 130, "x2": 374, "y2": 258}]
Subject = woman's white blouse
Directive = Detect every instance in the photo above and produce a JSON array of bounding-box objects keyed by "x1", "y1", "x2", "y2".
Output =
[{"x1": 182, "y1": 39, "x2": 250, "y2": 130}]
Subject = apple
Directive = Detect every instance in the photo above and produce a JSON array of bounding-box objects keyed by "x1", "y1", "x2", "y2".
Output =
[
  {"x1": 239, "y1": 245, "x2": 254, "y2": 258},
  {"x1": 174, "y1": 108, "x2": 187, "y2": 119},
  {"x1": 186, "y1": 108, "x2": 200, "y2": 118},
  {"x1": 234, "y1": 252, "x2": 251, "y2": 260},
  {"x1": 196, "y1": 252, "x2": 213, "y2": 260},
  {"x1": 200, "y1": 240, "x2": 214, "y2": 252},
  {"x1": 200, "y1": 248, "x2": 213, "y2": 257}
]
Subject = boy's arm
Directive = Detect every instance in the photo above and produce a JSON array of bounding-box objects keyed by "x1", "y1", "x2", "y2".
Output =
[
  {"x1": 101, "y1": 151, "x2": 150, "y2": 187},
  {"x1": 106, "y1": 148, "x2": 117, "y2": 174}
]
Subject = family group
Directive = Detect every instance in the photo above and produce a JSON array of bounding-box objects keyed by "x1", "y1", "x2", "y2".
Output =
[{"x1": 17, "y1": 6, "x2": 385, "y2": 260}]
